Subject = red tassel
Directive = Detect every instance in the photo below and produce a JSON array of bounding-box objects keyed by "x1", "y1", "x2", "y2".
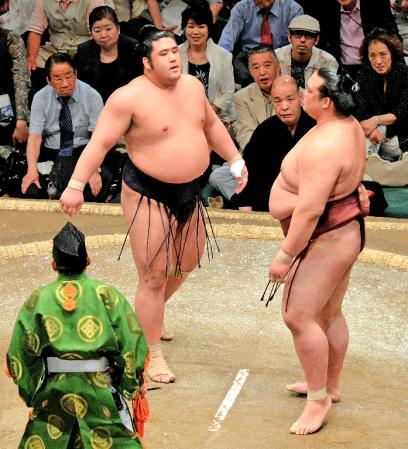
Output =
[
  {"x1": 3, "y1": 365, "x2": 12, "y2": 378},
  {"x1": 132, "y1": 393, "x2": 149, "y2": 438}
]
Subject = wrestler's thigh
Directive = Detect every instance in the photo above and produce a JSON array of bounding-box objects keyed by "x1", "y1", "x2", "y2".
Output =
[
  {"x1": 121, "y1": 184, "x2": 174, "y2": 274},
  {"x1": 319, "y1": 266, "x2": 353, "y2": 324},
  {"x1": 283, "y1": 220, "x2": 361, "y2": 320},
  {"x1": 173, "y1": 205, "x2": 206, "y2": 272}
]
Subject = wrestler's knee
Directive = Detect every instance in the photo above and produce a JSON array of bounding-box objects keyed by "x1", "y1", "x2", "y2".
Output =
[
  {"x1": 139, "y1": 269, "x2": 168, "y2": 293},
  {"x1": 282, "y1": 310, "x2": 310, "y2": 334}
]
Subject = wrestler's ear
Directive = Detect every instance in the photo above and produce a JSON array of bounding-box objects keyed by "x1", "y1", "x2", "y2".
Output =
[
  {"x1": 86, "y1": 255, "x2": 91, "y2": 267},
  {"x1": 51, "y1": 260, "x2": 58, "y2": 272},
  {"x1": 143, "y1": 56, "x2": 152, "y2": 70},
  {"x1": 322, "y1": 96, "x2": 331, "y2": 109}
]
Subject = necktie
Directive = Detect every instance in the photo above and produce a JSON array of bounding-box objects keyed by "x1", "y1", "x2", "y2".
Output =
[
  {"x1": 260, "y1": 11, "x2": 273, "y2": 47},
  {"x1": 58, "y1": 96, "x2": 74, "y2": 157}
]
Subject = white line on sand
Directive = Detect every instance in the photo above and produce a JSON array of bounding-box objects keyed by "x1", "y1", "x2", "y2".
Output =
[{"x1": 208, "y1": 369, "x2": 250, "y2": 432}]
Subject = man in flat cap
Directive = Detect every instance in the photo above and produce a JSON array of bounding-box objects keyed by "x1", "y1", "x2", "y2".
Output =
[
  {"x1": 275, "y1": 14, "x2": 338, "y2": 89},
  {"x1": 7, "y1": 222, "x2": 148, "y2": 449}
]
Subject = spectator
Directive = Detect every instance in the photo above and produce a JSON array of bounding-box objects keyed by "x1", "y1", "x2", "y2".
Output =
[
  {"x1": 75, "y1": 6, "x2": 142, "y2": 104},
  {"x1": 354, "y1": 28, "x2": 408, "y2": 161},
  {"x1": 179, "y1": 3, "x2": 235, "y2": 123},
  {"x1": 0, "y1": 26, "x2": 30, "y2": 154},
  {"x1": 314, "y1": 0, "x2": 400, "y2": 79},
  {"x1": 21, "y1": 53, "x2": 110, "y2": 201},
  {"x1": 233, "y1": 45, "x2": 280, "y2": 150},
  {"x1": 138, "y1": 0, "x2": 222, "y2": 36},
  {"x1": 236, "y1": 76, "x2": 315, "y2": 211},
  {"x1": 218, "y1": 0, "x2": 303, "y2": 86},
  {"x1": 208, "y1": 46, "x2": 280, "y2": 203},
  {"x1": 275, "y1": 14, "x2": 339, "y2": 89},
  {"x1": 0, "y1": 0, "x2": 35, "y2": 37},
  {"x1": 391, "y1": 0, "x2": 408, "y2": 60},
  {"x1": 26, "y1": 0, "x2": 111, "y2": 91}
]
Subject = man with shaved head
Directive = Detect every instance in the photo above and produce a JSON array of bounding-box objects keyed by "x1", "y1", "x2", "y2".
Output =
[{"x1": 236, "y1": 76, "x2": 315, "y2": 211}]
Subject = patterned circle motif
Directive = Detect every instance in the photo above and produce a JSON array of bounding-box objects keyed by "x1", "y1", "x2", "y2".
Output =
[
  {"x1": 90, "y1": 426, "x2": 113, "y2": 449},
  {"x1": 56, "y1": 280, "x2": 83, "y2": 305},
  {"x1": 123, "y1": 352, "x2": 136, "y2": 379},
  {"x1": 126, "y1": 312, "x2": 141, "y2": 334},
  {"x1": 47, "y1": 414, "x2": 64, "y2": 440},
  {"x1": 96, "y1": 285, "x2": 119, "y2": 310},
  {"x1": 43, "y1": 316, "x2": 63, "y2": 342},
  {"x1": 24, "y1": 435, "x2": 45, "y2": 449},
  {"x1": 77, "y1": 315, "x2": 103, "y2": 343},
  {"x1": 60, "y1": 353, "x2": 83, "y2": 360},
  {"x1": 25, "y1": 332, "x2": 40, "y2": 355},
  {"x1": 60, "y1": 394, "x2": 88, "y2": 419},
  {"x1": 9, "y1": 356, "x2": 23, "y2": 381},
  {"x1": 92, "y1": 372, "x2": 109, "y2": 389}
]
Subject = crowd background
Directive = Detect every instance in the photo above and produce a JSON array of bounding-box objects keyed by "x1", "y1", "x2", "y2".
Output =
[{"x1": 1, "y1": 0, "x2": 408, "y2": 217}]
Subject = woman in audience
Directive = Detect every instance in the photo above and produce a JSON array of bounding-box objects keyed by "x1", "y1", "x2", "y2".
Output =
[
  {"x1": 75, "y1": 6, "x2": 142, "y2": 104},
  {"x1": 179, "y1": 3, "x2": 236, "y2": 124},
  {"x1": 353, "y1": 28, "x2": 408, "y2": 160}
]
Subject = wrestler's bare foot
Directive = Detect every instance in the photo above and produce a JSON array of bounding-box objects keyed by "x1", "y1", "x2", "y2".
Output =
[
  {"x1": 147, "y1": 346, "x2": 175, "y2": 384},
  {"x1": 290, "y1": 396, "x2": 332, "y2": 435},
  {"x1": 287, "y1": 383, "x2": 341, "y2": 403}
]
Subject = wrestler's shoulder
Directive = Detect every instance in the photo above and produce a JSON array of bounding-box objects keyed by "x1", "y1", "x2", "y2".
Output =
[
  {"x1": 179, "y1": 74, "x2": 206, "y2": 90},
  {"x1": 104, "y1": 77, "x2": 149, "y2": 106}
]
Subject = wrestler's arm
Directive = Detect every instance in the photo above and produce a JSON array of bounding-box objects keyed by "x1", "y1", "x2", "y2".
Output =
[
  {"x1": 281, "y1": 143, "x2": 342, "y2": 257},
  {"x1": 203, "y1": 98, "x2": 248, "y2": 193},
  {"x1": 60, "y1": 88, "x2": 133, "y2": 215}
]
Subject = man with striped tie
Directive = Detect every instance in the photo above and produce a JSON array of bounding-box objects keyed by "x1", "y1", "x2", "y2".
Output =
[
  {"x1": 21, "y1": 52, "x2": 108, "y2": 200},
  {"x1": 219, "y1": 0, "x2": 303, "y2": 86}
]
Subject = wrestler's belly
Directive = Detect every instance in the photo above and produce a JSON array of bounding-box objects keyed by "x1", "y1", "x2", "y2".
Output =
[
  {"x1": 126, "y1": 134, "x2": 210, "y2": 184},
  {"x1": 269, "y1": 182, "x2": 297, "y2": 220}
]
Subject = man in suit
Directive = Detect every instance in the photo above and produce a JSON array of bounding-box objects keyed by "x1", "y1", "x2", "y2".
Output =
[
  {"x1": 233, "y1": 45, "x2": 280, "y2": 150},
  {"x1": 312, "y1": 0, "x2": 400, "y2": 78},
  {"x1": 208, "y1": 45, "x2": 279, "y2": 203}
]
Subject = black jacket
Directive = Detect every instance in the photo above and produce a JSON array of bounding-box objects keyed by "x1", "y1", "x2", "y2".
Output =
[
  {"x1": 236, "y1": 109, "x2": 316, "y2": 212},
  {"x1": 310, "y1": 0, "x2": 400, "y2": 62},
  {"x1": 75, "y1": 34, "x2": 142, "y2": 103}
]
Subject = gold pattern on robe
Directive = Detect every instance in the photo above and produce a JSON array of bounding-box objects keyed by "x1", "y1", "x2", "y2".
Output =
[
  {"x1": 10, "y1": 356, "x2": 23, "y2": 381},
  {"x1": 90, "y1": 426, "x2": 113, "y2": 449},
  {"x1": 60, "y1": 394, "x2": 88, "y2": 418},
  {"x1": 24, "y1": 435, "x2": 46, "y2": 449},
  {"x1": 77, "y1": 316, "x2": 103, "y2": 343},
  {"x1": 43, "y1": 316, "x2": 63, "y2": 342},
  {"x1": 123, "y1": 352, "x2": 136, "y2": 379},
  {"x1": 25, "y1": 332, "x2": 40, "y2": 355},
  {"x1": 47, "y1": 414, "x2": 64, "y2": 439}
]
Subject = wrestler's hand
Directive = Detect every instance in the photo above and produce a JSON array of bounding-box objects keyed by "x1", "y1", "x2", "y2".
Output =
[
  {"x1": 235, "y1": 164, "x2": 248, "y2": 194},
  {"x1": 60, "y1": 188, "x2": 84, "y2": 216},
  {"x1": 269, "y1": 258, "x2": 291, "y2": 283},
  {"x1": 88, "y1": 171, "x2": 102, "y2": 197}
]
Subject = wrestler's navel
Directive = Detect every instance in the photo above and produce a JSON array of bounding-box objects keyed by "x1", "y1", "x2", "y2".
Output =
[{"x1": 162, "y1": 126, "x2": 169, "y2": 132}]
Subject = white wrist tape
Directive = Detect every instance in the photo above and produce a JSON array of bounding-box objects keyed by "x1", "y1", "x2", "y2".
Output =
[
  {"x1": 67, "y1": 179, "x2": 85, "y2": 192},
  {"x1": 229, "y1": 159, "x2": 245, "y2": 178}
]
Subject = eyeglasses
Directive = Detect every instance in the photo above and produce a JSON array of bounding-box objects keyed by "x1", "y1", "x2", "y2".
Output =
[{"x1": 290, "y1": 31, "x2": 318, "y2": 40}]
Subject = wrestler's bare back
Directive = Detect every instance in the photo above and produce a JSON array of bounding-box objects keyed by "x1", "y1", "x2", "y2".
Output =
[
  {"x1": 119, "y1": 74, "x2": 210, "y2": 183},
  {"x1": 269, "y1": 116, "x2": 366, "y2": 220}
]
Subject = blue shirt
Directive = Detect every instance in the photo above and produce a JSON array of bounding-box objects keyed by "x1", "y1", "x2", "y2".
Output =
[
  {"x1": 29, "y1": 79, "x2": 103, "y2": 150},
  {"x1": 219, "y1": 0, "x2": 303, "y2": 53}
]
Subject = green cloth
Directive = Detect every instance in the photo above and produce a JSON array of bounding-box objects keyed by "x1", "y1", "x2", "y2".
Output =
[
  {"x1": 383, "y1": 187, "x2": 408, "y2": 218},
  {"x1": 7, "y1": 273, "x2": 148, "y2": 449}
]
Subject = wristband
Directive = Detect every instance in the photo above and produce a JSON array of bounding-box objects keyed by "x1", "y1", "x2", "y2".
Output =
[
  {"x1": 67, "y1": 179, "x2": 85, "y2": 192},
  {"x1": 276, "y1": 248, "x2": 295, "y2": 265},
  {"x1": 230, "y1": 158, "x2": 245, "y2": 178}
]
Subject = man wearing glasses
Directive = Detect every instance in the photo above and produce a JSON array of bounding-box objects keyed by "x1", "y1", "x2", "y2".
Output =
[{"x1": 275, "y1": 15, "x2": 338, "y2": 89}]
